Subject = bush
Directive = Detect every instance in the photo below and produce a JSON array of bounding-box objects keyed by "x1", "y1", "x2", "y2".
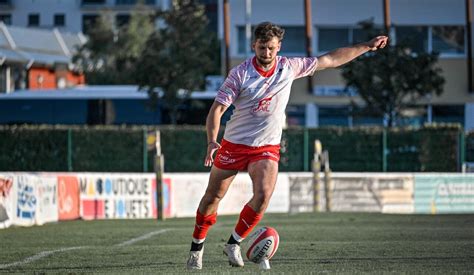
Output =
[{"x1": 0, "y1": 124, "x2": 464, "y2": 172}]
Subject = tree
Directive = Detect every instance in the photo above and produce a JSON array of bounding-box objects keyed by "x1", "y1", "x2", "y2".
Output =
[
  {"x1": 73, "y1": 4, "x2": 154, "y2": 84},
  {"x1": 73, "y1": 12, "x2": 115, "y2": 84},
  {"x1": 134, "y1": 0, "x2": 216, "y2": 124},
  {"x1": 341, "y1": 23, "x2": 445, "y2": 127},
  {"x1": 114, "y1": 5, "x2": 154, "y2": 83}
]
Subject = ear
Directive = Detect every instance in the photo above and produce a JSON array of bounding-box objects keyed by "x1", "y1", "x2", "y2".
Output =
[
  {"x1": 277, "y1": 41, "x2": 281, "y2": 52},
  {"x1": 251, "y1": 41, "x2": 256, "y2": 52}
]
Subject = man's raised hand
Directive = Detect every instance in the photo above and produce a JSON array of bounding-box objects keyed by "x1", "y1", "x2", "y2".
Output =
[{"x1": 366, "y1": 36, "x2": 389, "y2": 51}]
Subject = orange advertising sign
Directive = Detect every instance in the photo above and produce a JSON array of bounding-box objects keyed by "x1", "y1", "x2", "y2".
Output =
[{"x1": 57, "y1": 176, "x2": 80, "y2": 220}]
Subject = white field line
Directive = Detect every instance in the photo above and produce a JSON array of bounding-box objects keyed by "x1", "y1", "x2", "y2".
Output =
[
  {"x1": 0, "y1": 246, "x2": 87, "y2": 269},
  {"x1": 115, "y1": 228, "x2": 171, "y2": 247},
  {"x1": 0, "y1": 228, "x2": 172, "y2": 269}
]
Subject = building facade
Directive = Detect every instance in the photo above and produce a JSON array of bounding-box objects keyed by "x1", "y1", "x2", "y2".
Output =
[
  {"x1": 0, "y1": 23, "x2": 86, "y2": 92},
  {"x1": 217, "y1": 0, "x2": 474, "y2": 130},
  {"x1": 0, "y1": 0, "x2": 218, "y2": 92},
  {"x1": 0, "y1": 0, "x2": 169, "y2": 32},
  {"x1": 1, "y1": 0, "x2": 471, "y2": 129},
  {"x1": 0, "y1": 0, "x2": 220, "y2": 33}
]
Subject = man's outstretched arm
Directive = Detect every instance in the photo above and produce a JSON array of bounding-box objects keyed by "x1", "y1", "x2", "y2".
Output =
[{"x1": 317, "y1": 36, "x2": 388, "y2": 70}]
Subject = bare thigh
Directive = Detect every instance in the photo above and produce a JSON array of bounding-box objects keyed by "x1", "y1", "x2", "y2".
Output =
[
  {"x1": 198, "y1": 165, "x2": 238, "y2": 215},
  {"x1": 247, "y1": 159, "x2": 279, "y2": 213}
]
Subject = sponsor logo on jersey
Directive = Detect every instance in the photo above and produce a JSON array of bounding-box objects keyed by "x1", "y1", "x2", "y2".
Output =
[{"x1": 252, "y1": 97, "x2": 273, "y2": 113}]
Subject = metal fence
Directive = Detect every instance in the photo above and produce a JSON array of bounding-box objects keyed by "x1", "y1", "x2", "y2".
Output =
[{"x1": 0, "y1": 124, "x2": 469, "y2": 172}]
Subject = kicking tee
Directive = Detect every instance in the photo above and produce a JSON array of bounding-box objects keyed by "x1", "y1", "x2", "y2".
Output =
[{"x1": 216, "y1": 56, "x2": 318, "y2": 147}]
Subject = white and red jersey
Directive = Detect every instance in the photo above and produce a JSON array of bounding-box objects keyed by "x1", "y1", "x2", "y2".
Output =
[{"x1": 215, "y1": 56, "x2": 319, "y2": 147}]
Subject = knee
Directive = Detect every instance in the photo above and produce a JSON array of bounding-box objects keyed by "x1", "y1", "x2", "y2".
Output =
[{"x1": 252, "y1": 189, "x2": 273, "y2": 207}]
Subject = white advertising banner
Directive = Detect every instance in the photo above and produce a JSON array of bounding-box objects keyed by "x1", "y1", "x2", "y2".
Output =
[
  {"x1": 78, "y1": 173, "x2": 156, "y2": 219},
  {"x1": 287, "y1": 172, "x2": 314, "y2": 213},
  {"x1": 11, "y1": 174, "x2": 39, "y2": 227},
  {"x1": 169, "y1": 173, "x2": 289, "y2": 218},
  {"x1": 328, "y1": 173, "x2": 414, "y2": 213},
  {"x1": 0, "y1": 173, "x2": 14, "y2": 229},
  {"x1": 36, "y1": 175, "x2": 58, "y2": 225},
  {"x1": 414, "y1": 174, "x2": 474, "y2": 213},
  {"x1": 286, "y1": 172, "x2": 415, "y2": 214}
]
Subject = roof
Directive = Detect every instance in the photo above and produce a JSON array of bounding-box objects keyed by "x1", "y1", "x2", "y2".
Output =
[
  {"x1": 0, "y1": 22, "x2": 85, "y2": 67},
  {"x1": 0, "y1": 85, "x2": 218, "y2": 100}
]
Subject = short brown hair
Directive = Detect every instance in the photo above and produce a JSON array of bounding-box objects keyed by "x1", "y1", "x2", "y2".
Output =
[{"x1": 253, "y1": 22, "x2": 285, "y2": 42}]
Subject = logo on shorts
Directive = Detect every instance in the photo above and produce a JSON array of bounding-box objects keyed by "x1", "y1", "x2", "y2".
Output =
[
  {"x1": 218, "y1": 154, "x2": 236, "y2": 164},
  {"x1": 262, "y1": 151, "x2": 278, "y2": 159}
]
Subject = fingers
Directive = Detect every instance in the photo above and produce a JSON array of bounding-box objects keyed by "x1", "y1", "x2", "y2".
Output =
[
  {"x1": 369, "y1": 36, "x2": 388, "y2": 51},
  {"x1": 204, "y1": 153, "x2": 214, "y2": 166},
  {"x1": 203, "y1": 144, "x2": 220, "y2": 167},
  {"x1": 204, "y1": 155, "x2": 213, "y2": 167},
  {"x1": 204, "y1": 150, "x2": 214, "y2": 166},
  {"x1": 376, "y1": 37, "x2": 388, "y2": 49}
]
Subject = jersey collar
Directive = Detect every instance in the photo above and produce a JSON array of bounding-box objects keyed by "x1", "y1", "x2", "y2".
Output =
[{"x1": 252, "y1": 56, "x2": 277, "y2": 77}]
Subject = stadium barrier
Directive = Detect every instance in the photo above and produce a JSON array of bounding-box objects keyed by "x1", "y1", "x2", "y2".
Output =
[
  {"x1": 0, "y1": 172, "x2": 289, "y2": 228},
  {"x1": 0, "y1": 173, "x2": 58, "y2": 228},
  {"x1": 288, "y1": 173, "x2": 414, "y2": 213},
  {"x1": 1, "y1": 172, "x2": 473, "y2": 229},
  {"x1": 414, "y1": 174, "x2": 474, "y2": 214}
]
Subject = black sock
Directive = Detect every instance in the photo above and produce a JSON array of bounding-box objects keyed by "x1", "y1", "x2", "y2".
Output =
[
  {"x1": 227, "y1": 235, "x2": 240, "y2": 245},
  {"x1": 190, "y1": 242, "x2": 204, "y2": 251}
]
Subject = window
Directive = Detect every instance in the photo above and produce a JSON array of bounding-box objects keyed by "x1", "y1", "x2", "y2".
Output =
[
  {"x1": 82, "y1": 14, "x2": 99, "y2": 34},
  {"x1": 0, "y1": 14, "x2": 11, "y2": 25},
  {"x1": 319, "y1": 106, "x2": 350, "y2": 126},
  {"x1": 237, "y1": 26, "x2": 306, "y2": 55},
  {"x1": 318, "y1": 28, "x2": 349, "y2": 52},
  {"x1": 353, "y1": 115, "x2": 383, "y2": 126},
  {"x1": 432, "y1": 26, "x2": 465, "y2": 55},
  {"x1": 237, "y1": 26, "x2": 253, "y2": 55},
  {"x1": 353, "y1": 28, "x2": 384, "y2": 44},
  {"x1": 280, "y1": 27, "x2": 306, "y2": 54},
  {"x1": 28, "y1": 13, "x2": 40, "y2": 27},
  {"x1": 432, "y1": 105, "x2": 464, "y2": 125},
  {"x1": 0, "y1": 66, "x2": 6, "y2": 93},
  {"x1": 115, "y1": 0, "x2": 155, "y2": 4},
  {"x1": 286, "y1": 105, "x2": 306, "y2": 126},
  {"x1": 54, "y1": 14, "x2": 65, "y2": 27},
  {"x1": 116, "y1": 14, "x2": 130, "y2": 27},
  {"x1": 82, "y1": 0, "x2": 106, "y2": 4},
  {"x1": 318, "y1": 27, "x2": 386, "y2": 53},
  {"x1": 395, "y1": 26, "x2": 428, "y2": 53}
]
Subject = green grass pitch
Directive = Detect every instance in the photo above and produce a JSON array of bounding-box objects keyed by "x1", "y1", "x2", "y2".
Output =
[{"x1": 1, "y1": 213, "x2": 473, "y2": 273}]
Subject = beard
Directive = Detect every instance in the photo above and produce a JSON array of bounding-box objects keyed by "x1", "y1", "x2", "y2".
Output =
[{"x1": 256, "y1": 56, "x2": 275, "y2": 66}]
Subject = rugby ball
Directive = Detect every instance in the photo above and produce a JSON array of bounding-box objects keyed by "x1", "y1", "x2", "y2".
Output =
[{"x1": 246, "y1": 227, "x2": 279, "y2": 263}]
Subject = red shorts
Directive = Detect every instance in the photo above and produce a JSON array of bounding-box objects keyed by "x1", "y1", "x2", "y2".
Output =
[{"x1": 213, "y1": 139, "x2": 280, "y2": 171}]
